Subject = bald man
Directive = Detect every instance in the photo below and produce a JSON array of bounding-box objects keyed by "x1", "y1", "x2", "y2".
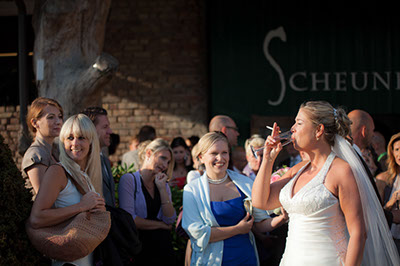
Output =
[
  {"x1": 348, "y1": 109, "x2": 380, "y2": 174},
  {"x1": 348, "y1": 109, "x2": 375, "y2": 151},
  {"x1": 209, "y1": 115, "x2": 240, "y2": 146},
  {"x1": 348, "y1": 109, "x2": 395, "y2": 225}
]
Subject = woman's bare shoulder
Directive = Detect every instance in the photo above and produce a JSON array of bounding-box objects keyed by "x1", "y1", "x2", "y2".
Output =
[
  {"x1": 328, "y1": 157, "x2": 355, "y2": 183},
  {"x1": 43, "y1": 164, "x2": 67, "y2": 184},
  {"x1": 46, "y1": 163, "x2": 64, "y2": 174},
  {"x1": 376, "y1": 171, "x2": 390, "y2": 182},
  {"x1": 331, "y1": 157, "x2": 351, "y2": 170}
]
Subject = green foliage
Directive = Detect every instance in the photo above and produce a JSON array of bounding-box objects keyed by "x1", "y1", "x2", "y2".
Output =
[
  {"x1": 0, "y1": 135, "x2": 42, "y2": 265},
  {"x1": 111, "y1": 163, "x2": 136, "y2": 206},
  {"x1": 170, "y1": 185, "x2": 183, "y2": 210},
  {"x1": 169, "y1": 186, "x2": 187, "y2": 264},
  {"x1": 110, "y1": 164, "x2": 187, "y2": 264},
  {"x1": 112, "y1": 162, "x2": 136, "y2": 185}
]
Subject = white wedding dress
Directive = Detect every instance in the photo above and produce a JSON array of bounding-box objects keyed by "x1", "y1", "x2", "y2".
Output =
[
  {"x1": 277, "y1": 136, "x2": 399, "y2": 266},
  {"x1": 279, "y1": 152, "x2": 348, "y2": 265}
]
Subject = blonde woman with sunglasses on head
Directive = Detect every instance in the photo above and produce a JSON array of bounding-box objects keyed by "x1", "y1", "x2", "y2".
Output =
[{"x1": 29, "y1": 114, "x2": 105, "y2": 266}]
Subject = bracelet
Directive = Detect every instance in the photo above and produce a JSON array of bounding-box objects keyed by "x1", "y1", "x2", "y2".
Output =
[{"x1": 161, "y1": 200, "x2": 171, "y2": 205}]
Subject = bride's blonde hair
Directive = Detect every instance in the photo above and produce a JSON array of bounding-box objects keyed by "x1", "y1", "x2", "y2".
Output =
[
  {"x1": 58, "y1": 114, "x2": 103, "y2": 196},
  {"x1": 300, "y1": 101, "x2": 352, "y2": 146}
]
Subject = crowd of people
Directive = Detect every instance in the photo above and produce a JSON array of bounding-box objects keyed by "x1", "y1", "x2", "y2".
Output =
[{"x1": 20, "y1": 96, "x2": 400, "y2": 266}]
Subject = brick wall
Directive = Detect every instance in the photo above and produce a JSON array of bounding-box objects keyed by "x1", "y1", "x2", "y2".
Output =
[
  {"x1": 0, "y1": 106, "x2": 23, "y2": 167},
  {"x1": 103, "y1": 0, "x2": 209, "y2": 164},
  {"x1": 1, "y1": 0, "x2": 208, "y2": 166}
]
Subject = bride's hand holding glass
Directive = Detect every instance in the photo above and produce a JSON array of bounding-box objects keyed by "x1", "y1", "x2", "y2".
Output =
[
  {"x1": 250, "y1": 122, "x2": 283, "y2": 162},
  {"x1": 250, "y1": 123, "x2": 292, "y2": 161},
  {"x1": 264, "y1": 123, "x2": 284, "y2": 160}
]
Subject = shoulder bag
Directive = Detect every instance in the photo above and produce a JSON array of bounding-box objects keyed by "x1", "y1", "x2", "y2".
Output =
[{"x1": 25, "y1": 165, "x2": 111, "y2": 262}]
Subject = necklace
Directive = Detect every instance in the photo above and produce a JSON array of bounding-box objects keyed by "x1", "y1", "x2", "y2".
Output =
[{"x1": 208, "y1": 173, "x2": 228, "y2": 184}]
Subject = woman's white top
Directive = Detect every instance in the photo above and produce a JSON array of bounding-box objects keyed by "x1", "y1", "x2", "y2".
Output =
[{"x1": 52, "y1": 178, "x2": 93, "y2": 266}]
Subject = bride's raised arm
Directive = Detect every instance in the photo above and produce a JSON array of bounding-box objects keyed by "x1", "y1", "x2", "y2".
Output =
[{"x1": 252, "y1": 123, "x2": 293, "y2": 210}]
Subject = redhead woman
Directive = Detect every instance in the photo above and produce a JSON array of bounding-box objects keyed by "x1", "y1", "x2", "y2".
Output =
[
  {"x1": 182, "y1": 132, "x2": 287, "y2": 266},
  {"x1": 28, "y1": 114, "x2": 105, "y2": 266},
  {"x1": 376, "y1": 132, "x2": 400, "y2": 253},
  {"x1": 22, "y1": 97, "x2": 63, "y2": 197},
  {"x1": 118, "y1": 138, "x2": 177, "y2": 265},
  {"x1": 252, "y1": 101, "x2": 399, "y2": 266}
]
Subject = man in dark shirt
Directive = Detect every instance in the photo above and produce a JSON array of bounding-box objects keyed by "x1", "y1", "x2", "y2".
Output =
[{"x1": 81, "y1": 107, "x2": 116, "y2": 207}]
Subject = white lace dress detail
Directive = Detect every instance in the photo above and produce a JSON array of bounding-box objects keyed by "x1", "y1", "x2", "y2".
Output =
[{"x1": 279, "y1": 152, "x2": 348, "y2": 266}]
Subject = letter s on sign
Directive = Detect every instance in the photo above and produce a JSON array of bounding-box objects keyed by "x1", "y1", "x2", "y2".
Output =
[{"x1": 263, "y1": 26, "x2": 287, "y2": 106}]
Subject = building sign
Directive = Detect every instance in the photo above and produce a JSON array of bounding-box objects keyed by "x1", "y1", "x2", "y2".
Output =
[
  {"x1": 208, "y1": 1, "x2": 400, "y2": 136},
  {"x1": 263, "y1": 26, "x2": 400, "y2": 107}
]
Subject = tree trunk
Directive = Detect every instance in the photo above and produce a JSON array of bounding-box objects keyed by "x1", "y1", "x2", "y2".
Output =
[
  {"x1": 15, "y1": 0, "x2": 32, "y2": 155},
  {"x1": 32, "y1": 0, "x2": 118, "y2": 118}
]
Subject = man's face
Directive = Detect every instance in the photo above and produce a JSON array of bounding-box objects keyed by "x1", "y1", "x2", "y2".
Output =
[
  {"x1": 224, "y1": 120, "x2": 239, "y2": 146},
  {"x1": 348, "y1": 110, "x2": 375, "y2": 150},
  {"x1": 365, "y1": 120, "x2": 375, "y2": 147},
  {"x1": 95, "y1": 115, "x2": 112, "y2": 148},
  {"x1": 361, "y1": 119, "x2": 375, "y2": 149}
]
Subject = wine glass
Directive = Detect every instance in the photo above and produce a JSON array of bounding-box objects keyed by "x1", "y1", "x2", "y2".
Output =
[{"x1": 250, "y1": 130, "x2": 293, "y2": 159}]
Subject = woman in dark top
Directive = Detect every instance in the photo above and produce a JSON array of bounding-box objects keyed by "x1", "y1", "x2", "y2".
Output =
[
  {"x1": 21, "y1": 97, "x2": 63, "y2": 198},
  {"x1": 119, "y1": 138, "x2": 177, "y2": 265}
]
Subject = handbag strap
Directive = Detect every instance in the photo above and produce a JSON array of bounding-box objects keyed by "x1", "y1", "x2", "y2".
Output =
[
  {"x1": 64, "y1": 168, "x2": 86, "y2": 195},
  {"x1": 58, "y1": 163, "x2": 92, "y2": 195},
  {"x1": 131, "y1": 172, "x2": 138, "y2": 201}
]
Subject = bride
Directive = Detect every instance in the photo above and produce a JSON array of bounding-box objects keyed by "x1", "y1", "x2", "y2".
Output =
[{"x1": 252, "y1": 101, "x2": 399, "y2": 265}]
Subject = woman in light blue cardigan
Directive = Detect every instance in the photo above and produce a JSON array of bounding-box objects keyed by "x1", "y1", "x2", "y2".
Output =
[{"x1": 182, "y1": 132, "x2": 287, "y2": 266}]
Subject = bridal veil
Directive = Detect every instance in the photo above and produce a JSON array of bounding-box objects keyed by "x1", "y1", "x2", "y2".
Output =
[{"x1": 332, "y1": 135, "x2": 399, "y2": 265}]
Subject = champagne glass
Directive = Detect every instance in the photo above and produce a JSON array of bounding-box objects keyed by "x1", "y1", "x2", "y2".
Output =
[{"x1": 250, "y1": 130, "x2": 293, "y2": 159}]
